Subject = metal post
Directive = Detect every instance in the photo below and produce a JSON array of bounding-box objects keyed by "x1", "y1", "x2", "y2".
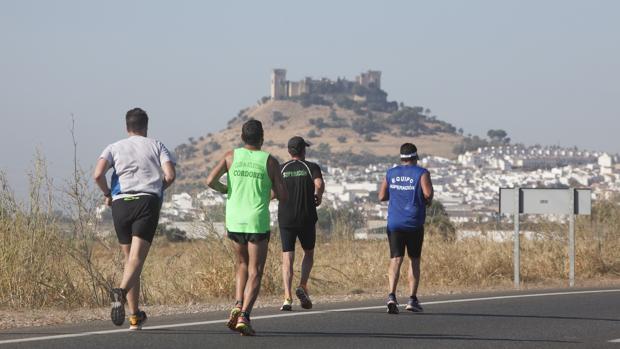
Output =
[
  {"x1": 568, "y1": 188, "x2": 575, "y2": 287},
  {"x1": 514, "y1": 187, "x2": 520, "y2": 289}
]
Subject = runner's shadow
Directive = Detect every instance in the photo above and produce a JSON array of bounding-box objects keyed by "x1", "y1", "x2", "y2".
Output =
[
  {"x1": 416, "y1": 312, "x2": 620, "y2": 323},
  {"x1": 138, "y1": 329, "x2": 577, "y2": 344},
  {"x1": 138, "y1": 329, "x2": 229, "y2": 335},
  {"x1": 243, "y1": 331, "x2": 578, "y2": 343}
]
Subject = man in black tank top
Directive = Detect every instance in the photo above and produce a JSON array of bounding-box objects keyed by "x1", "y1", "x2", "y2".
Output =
[{"x1": 278, "y1": 136, "x2": 324, "y2": 311}]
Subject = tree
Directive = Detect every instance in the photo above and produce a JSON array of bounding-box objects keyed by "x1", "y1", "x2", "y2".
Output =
[
  {"x1": 317, "y1": 143, "x2": 331, "y2": 153},
  {"x1": 426, "y1": 200, "x2": 456, "y2": 240},
  {"x1": 452, "y1": 135, "x2": 489, "y2": 154},
  {"x1": 335, "y1": 95, "x2": 355, "y2": 109},
  {"x1": 487, "y1": 129, "x2": 509, "y2": 144},
  {"x1": 272, "y1": 111, "x2": 288, "y2": 122},
  {"x1": 352, "y1": 118, "x2": 386, "y2": 135}
]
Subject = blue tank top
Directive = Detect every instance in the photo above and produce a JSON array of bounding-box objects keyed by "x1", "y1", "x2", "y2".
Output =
[{"x1": 386, "y1": 164, "x2": 429, "y2": 232}]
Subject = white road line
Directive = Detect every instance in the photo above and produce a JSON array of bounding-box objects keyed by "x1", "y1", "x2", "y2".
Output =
[{"x1": 0, "y1": 288, "x2": 618, "y2": 345}]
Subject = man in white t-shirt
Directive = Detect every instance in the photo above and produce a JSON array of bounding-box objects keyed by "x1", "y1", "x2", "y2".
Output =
[{"x1": 93, "y1": 108, "x2": 176, "y2": 330}]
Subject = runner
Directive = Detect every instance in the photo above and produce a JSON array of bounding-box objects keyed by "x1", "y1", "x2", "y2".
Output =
[
  {"x1": 278, "y1": 136, "x2": 324, "y2": 311},
  {"x1": 206, "y1": 119, "x2": 288, "y2": 336},
  {"x1": 378, "y1": 143, "x2": 433, "y2": 314},
  {"x1": 93, "y1": 108, "x2": 176, "y2": 329}
]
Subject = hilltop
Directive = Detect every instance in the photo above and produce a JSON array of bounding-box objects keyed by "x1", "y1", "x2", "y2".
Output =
[
  {"x1": 175, "y1": 103, "x2": 462, "y2": 190},
  {"x1": 173, "y1": 69, "x2": 466, "y2": 190}
]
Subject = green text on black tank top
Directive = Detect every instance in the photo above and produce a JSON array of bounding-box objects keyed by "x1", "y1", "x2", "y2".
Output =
[{"x1": 226, "y1": 148, "x2": 272, "y2": 233}]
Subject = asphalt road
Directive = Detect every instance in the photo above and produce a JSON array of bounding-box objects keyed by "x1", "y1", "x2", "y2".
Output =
[{"x1": 1, "y1": 288, "x2": 619, "y2": 348}]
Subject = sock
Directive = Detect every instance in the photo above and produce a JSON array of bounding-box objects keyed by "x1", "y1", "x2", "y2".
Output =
[
  {"x1": 235, "y1": 300, "x2": 243, "y2": 308},
  {"x1": 410, "y1": 295, "x2": 418, "y2": 301}
]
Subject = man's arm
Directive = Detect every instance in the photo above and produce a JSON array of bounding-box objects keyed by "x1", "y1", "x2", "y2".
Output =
[
  {"x1": 206, "y1": 151, "x2": 232, "y2": 194},
  {"x1": 267, "y1": 156, "x2": 288, "y2": 203},
  {"x1": 378, "y1": 177, "x2": 389, "y2": 202},
  {"x1": 162, "y1": 161, "x2": 176, "y2": 190},
  {"x1": 93, "y1": 158, "x2": 112, "y2": 206},
  {"x1": 421, "y1": 171, "x2": 434, "y2": 206},
  {"x1": 312, "y1": 164, "x2": 325, "y2": 206},
  {"x1": 314, "y1": 177, "x2": 325, "y2": 206}
]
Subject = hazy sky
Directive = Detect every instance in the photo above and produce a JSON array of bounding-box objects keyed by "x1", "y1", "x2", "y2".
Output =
[{"x1": 1, "y1": 0, "x2": 619, "y2": 197}]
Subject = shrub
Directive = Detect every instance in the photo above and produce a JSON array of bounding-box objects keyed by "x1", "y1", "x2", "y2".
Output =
[{"x1": 272, "y1": 111, "x2": 288, "y2": 122}]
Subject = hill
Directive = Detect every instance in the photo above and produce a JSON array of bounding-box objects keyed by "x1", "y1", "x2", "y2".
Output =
[{"x1": 174, "y1": 99, "x2": 463, "y2": 191}]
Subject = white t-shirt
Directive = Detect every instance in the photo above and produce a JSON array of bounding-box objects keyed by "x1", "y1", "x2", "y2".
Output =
[{"x1": 99, "y1": 136, "x2": 175, "y2": 201}]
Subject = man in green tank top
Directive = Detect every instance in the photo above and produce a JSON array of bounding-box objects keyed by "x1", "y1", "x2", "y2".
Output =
[{"x1": 207, "y1": 119, "x2": 288, "y2": 336}]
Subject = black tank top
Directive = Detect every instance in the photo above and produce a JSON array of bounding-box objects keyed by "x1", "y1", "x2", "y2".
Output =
[{"x1": 277, "y1": 160, "x2": 323, "y2": 228}]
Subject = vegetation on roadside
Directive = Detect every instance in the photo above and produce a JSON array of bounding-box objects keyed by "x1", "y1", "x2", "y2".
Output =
[{"x1": 0, "y1": 156, "x2": 618, "y2": 310}]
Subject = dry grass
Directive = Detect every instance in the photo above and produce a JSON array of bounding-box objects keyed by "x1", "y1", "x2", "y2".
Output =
[
  {"x1": 0, "y1": 155, "x2": 619, "y2": 311},
  {"x1": 106, "y1": 226, "x2": 620, "y2": 306}
]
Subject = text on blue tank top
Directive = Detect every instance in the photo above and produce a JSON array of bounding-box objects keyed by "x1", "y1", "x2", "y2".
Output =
[{"x1": 387, "y1": 165, "x2": 428, "y2": 232}]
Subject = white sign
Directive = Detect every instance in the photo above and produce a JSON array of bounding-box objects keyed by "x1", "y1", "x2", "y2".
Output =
[{"x1": 499, "y1": 188, "x2": 591, "y2": 215}]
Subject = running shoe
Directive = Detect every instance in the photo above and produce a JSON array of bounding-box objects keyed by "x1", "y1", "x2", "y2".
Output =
[
  {"x1": 110, "y1": 288, "x2": 127, "y2": 326},
  {"x1": 295, "y1": 286, "x2": 313, "y2": 309},
  {"x1": 227, "y1": 305, "x2": 242, "y2": 331},
  {"x1": 387, "y1": 293, "x2": 399, "y2": 314},
  {"x1": 280, "y1": 298, "x2": 293, "y2": 311},
  {"x1": 406, "y1": 296, "x2": 424, "y2": 312},
  {"x1": 128, "y1": 310, "x2": 148, "y2": 330},
  {"x1": 235, "y1": 313, "x2": 255, "y2": 336}
]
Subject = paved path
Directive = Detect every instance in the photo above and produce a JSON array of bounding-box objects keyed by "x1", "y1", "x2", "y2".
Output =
[{"x1": 1, "y1": 288, "x2": 619, "y2": 348}]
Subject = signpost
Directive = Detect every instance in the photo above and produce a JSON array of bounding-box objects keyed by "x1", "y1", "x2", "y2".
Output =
[{"x1": 499, "y1": 188, "x2": 592, "y2": 289}]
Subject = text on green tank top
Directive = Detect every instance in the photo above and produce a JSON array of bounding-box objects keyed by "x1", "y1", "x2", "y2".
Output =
[{"x1": 226, "y1": 148, "x2": 272, "y2": 233}]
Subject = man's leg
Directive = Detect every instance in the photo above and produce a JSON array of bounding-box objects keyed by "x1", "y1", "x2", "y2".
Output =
[
  {"x1": 282, "y1": 251, "x2": 295, "y2": 301},
  {"x1": 387, "y1": 255, "x2": 404, "y2": 314},
  {"x1": 241, "y1": 237, "x2": 269, "y2": 314},
  {"x1": 226, "y1": 236, "x2": 249, "y2": 330},
  {"x1": 298, "y1": 225, "x2": 316, "y2": 290},
  {"x1": 388, "y1": 256, "x2": 404, "y2": 294},
  {"x1": 294, "y1": 248, "x2": 315, "y2": 309},
  {"x1": 232, "y1": 241, "x2": 249, "y2": 304},
  {"x1": 119, "y1": 236, "x2": 151, "y2": 315},
  {"x1": 387, "y1": 230, "x2": 406, "y2": 295},
  {"x1": 405, "y1": 227, "x2": 424, "y2": 312},
  {"x1": 408, "y1": 257, "x2": 421, "y2": 297},
  {"x1": 299, "y1": 248, "x2": 314, "y2": 288},
  {"x1": 280, "y1": 227, "x2": 296, "y2": 303}
]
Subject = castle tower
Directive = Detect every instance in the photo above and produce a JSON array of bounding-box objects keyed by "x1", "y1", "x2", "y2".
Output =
[
  {"x1": 271, "y1": 69, "x2": 287, "y2": 100},
  {"x1": 357, "y1": 70, "x2": 382, "y2": 89},
  {"x1": 366, "y1": 70, "x2": 381, "y2": 89}
]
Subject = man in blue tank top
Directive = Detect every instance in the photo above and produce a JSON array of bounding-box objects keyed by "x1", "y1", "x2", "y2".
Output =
[{"x1": 378, "y1": 143, "x2": 434, "y2": 314}]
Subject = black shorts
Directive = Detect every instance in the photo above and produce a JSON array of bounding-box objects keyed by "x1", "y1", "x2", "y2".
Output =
[
  {"x1": 111, "y1": 195, "x2": 162, "y2": 244},
  {"x1": 387, "y1": 226, "x2": 424, "y2": 259},
  {"x1": 280, "y1": 225, "x2": 316, "y2": 252},
  {"x1": 227, "y1": 231, "x2": 271, "y2": 245}
]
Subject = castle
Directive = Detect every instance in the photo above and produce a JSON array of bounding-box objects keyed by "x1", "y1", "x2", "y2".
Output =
[{"x1": 270, "y1": 69, "x2": 382, "y2": 100}]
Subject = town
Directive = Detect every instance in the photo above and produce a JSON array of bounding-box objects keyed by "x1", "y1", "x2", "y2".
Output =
[{"x1": 156, "y1": 145, "x2": 619, "y2": 239}]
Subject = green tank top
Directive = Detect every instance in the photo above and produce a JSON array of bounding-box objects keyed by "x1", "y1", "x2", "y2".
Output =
[{"x1": 225, "y1": 148, "x2": 272, "y2": 233}]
